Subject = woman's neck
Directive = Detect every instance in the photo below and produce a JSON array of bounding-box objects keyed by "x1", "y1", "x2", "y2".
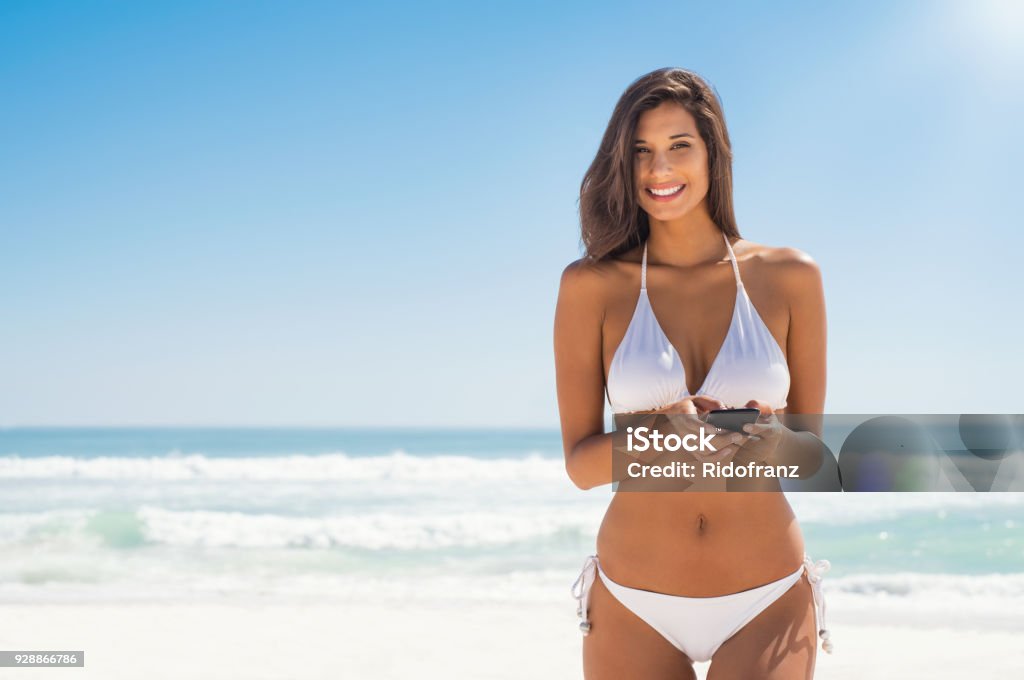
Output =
[{"x1": 645, "y1": 208, "x2": 727, "y2": 268}]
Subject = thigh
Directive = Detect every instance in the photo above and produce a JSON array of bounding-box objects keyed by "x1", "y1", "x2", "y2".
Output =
[
  {"x1": 582, "y1": 573, "x2": 697, "y2": 680},
  {"x1": 707, "y1": 572, "x2": 818, "y2": 680}
]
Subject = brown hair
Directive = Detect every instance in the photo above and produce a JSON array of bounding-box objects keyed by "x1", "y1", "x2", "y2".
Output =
[{"x1": 579, "y1": 67, "x2": 739, "y2": 260}]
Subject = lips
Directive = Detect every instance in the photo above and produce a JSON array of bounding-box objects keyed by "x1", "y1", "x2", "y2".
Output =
[{"x1": 645, "y1": 183, "x2": 686, "y2": 201}]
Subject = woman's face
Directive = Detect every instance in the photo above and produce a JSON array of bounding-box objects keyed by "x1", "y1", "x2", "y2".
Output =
[{"x1": 633, "y1": 102, "x2": 710, "y2": 223}]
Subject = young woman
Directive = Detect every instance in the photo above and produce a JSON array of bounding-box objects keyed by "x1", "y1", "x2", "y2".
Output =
[{"x1": 554, "y1": 68, "x2": 832, "y2": 679}]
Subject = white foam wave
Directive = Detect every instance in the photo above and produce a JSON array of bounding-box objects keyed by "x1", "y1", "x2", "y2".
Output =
[
  {"x1": 825, "y1": 571, "x2": 1024, "y2": 629},
  {"x1": 0, "y1": 452, "x2": 566, "y2": 482},
  {"x1": 829, "y1": 571, "x2": 1024, "y2": 599},
  {"x1": 790, "y1": 492, "x2": 1024, "y2": 524},
  {"x1": 0, "y1": 506, "x2": 604, "y2": 551},
  {"x1": 3, "y1": 565, "x2": 1024, "y2": 630},
  {"x1": 0, "y1": 510, "x2": 92, "y2": 545},
  {"x1": 137, "y1": 506, "x2": 600, "y2": 550}
]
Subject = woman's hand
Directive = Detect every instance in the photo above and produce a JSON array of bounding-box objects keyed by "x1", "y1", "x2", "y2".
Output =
[
  {"x1": 652, "y1": 396, "x2": 745, "y2": 464},
  {"x1": 733, "y1": 400, "x2": 787, "y2": 466},
  {"x1": 650, "y1": 395, "x2": 726, "y2": 416},
  {"x1": 687, "y1": 400, "x2": 780, "y2": 468}
]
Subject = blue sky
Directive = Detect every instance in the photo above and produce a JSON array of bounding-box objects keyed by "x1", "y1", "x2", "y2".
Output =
[{"x1": 2, "y1": 0, "x2": 1022, "y2": 427}]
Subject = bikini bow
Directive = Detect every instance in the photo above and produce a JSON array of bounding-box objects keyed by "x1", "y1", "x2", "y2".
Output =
[{"x1": 803, "y1": 556, "x2": 833, "y2": 654}]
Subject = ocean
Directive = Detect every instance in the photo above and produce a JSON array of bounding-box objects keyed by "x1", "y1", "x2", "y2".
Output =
[{"x1": 1, "y1": 428, "x2": 1022, "y2": 628}]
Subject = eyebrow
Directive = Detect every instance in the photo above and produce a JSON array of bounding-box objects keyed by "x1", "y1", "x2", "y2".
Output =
[{"x1": 634, "y1": 133, "x2": 694, "y2": 143}]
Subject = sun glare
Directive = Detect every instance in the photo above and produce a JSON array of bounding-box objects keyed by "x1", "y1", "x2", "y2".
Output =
[{"x1": 954, "y1": 0, "x2": 1024, "y2": 61}]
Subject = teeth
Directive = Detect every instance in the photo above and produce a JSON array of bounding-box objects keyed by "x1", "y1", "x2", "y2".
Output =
[{"x1": 650, "y1": 184, "x2": 684, "y2": 196}]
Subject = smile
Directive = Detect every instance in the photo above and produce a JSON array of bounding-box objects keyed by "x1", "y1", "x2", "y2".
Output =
[{"x1": 645, "y1": 184, "x2": 686, "y2": 201}]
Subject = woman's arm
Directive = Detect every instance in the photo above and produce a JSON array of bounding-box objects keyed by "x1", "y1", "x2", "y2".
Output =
[
  {"x1": 769, "y1": 249, "x2": 828, "y2": 478},
  {"x1": 728, "y1": 251, "x2": 828, "y2": 484},
  {"x1": 780, "y1": 249, "x2": 827, "y2": 423},
  {"x1": 553, "y1": 260, "x2": 615, "y2": 490}
]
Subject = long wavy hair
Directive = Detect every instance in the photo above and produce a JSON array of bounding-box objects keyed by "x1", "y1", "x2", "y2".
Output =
[{"x1": 579, "y1": 68, "x2": 739, "y2": 261}]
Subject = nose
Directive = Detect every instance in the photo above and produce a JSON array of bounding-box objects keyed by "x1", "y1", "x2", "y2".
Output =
[{"x1": 648, "y1": 149, "x2": 674, "y2": 179}]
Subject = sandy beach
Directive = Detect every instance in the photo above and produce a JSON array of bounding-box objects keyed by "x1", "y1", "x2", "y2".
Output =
[{"x1": 2, "y1": 599, "x2": 1022, "y2": 679}]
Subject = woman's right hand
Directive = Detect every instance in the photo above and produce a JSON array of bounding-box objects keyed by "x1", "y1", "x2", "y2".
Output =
[
  {"x1": 636, "y1": 396, "x2": 745, "y2": 463},
  {"x1": 648, "y1": 395, "x2": 726, "y2": 416}
]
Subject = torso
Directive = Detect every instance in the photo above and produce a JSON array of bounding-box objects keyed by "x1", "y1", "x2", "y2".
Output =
[
  {"x1": 596, "y1": 492, "x2": 805, "y2": 596},
  {"x1": 595, "y1": 238, "x2": 805, "y2": 595}
]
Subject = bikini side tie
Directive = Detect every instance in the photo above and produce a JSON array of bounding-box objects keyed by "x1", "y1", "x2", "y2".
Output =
[
  {"x1": 571, "y1": 555, "x2": 599, "y2": 635},
  {"x1": 803, "y1": 556, "x2": 833, "y2": 654}
]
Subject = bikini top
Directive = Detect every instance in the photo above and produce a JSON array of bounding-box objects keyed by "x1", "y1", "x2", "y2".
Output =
[{"x1": 606, "y1": 233, "x2": 790, "y2": 414}]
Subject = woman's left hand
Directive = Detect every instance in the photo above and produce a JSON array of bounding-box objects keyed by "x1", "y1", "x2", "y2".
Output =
[{"x1": 733, "y1": 400, "x2": 787, "y2": 465}]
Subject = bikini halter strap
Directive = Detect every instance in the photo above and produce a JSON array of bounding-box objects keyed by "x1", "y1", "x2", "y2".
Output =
[
  {"x1": 640, "y1": 243, "x2": 648, "y2": 291},
  {"x1": 641, "y1": 232, "x2": 740, "y2": 291},
  {"x1": 722, "y1": 231, "x2": 743, "y2": 287}
]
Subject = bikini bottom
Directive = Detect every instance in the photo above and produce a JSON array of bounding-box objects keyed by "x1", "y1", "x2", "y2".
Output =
[{"x1": 571, "y1": 554, "x2": 832, "y2": 663}]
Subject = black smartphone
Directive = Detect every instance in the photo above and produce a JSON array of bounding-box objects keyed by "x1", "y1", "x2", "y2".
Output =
[{"x1": 705, "y1": 408, "x2": 761, "y2": 433}]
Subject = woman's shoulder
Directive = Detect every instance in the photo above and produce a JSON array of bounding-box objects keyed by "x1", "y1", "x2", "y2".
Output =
[
  {"x1": 559, "y1": 249, "x2": 641, "y2": 298},
  {"x1": 732, "y1": 238, "x2": 822, "y2": 289}
]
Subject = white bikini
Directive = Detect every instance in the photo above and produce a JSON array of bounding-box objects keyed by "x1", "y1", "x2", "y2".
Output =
[
  {"x1": 606, "y1": 232, "x2": 790, "y2": 413},
  {"x1": 572, "y1": 232, "x2": 834, "y2": 662},
  {"x1": 573, "y1": 554, "x2": 832, "y2": 663}
]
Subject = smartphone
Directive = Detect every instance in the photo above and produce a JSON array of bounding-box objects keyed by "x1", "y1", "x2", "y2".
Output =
[{"x1": 705, "y1": 408, "x2": 761, "y2": 433}]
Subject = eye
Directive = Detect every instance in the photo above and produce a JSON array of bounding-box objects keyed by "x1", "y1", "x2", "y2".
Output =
[
  {"x1": 634, "y1": 147, "x2": 649, "y2": 154},
  {"x1": 672, "y1": 142, "x2": 691, "y2": 150}
]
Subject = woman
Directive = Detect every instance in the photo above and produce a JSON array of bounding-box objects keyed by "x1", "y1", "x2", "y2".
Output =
[{"x1": 554, "y1": 68, "x2": 832, "y2": 679}]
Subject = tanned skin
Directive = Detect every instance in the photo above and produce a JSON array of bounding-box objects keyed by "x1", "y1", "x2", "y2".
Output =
[{"x1": 555, "y1": 102, "x2": 827, "y2": 679}]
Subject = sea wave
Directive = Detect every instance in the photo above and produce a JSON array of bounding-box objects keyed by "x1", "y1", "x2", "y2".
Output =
[
  {"x1": 0, "y1": 452, "x2": 566, "y2": 482},
  {"x1": 829, "y1": 571, "x2": 1024, "y2": 598},
  {"x1": 138, "y1": 506, "x2": 599, "y2": 550},
  {"x1": 789, "y1": 492, "x2": 1024, "y2": 524},
  {"x1": 0, "y1": 506, "x2": 603, "y2": 551},
  {"x1": 2, "y1": 562, "x2": 1023, "y2": 626},
  {"x1": 824, "y1": 571, "x2": 1024, "y2": 629}
]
